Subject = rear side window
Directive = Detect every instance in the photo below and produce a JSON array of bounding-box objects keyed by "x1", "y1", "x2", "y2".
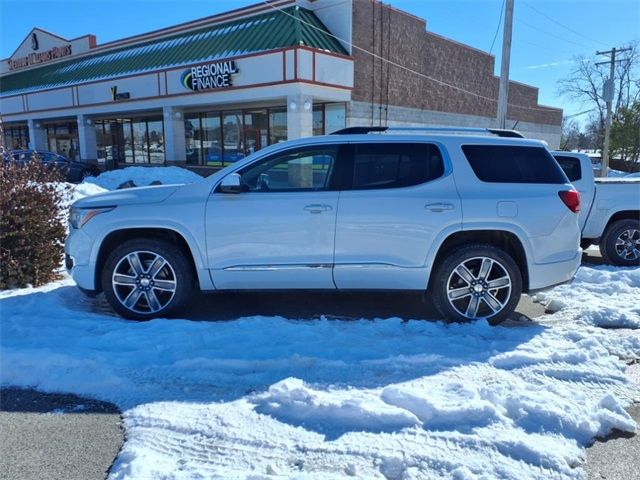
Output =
[
  {"x1": 462, "y1": 145, "x2": 568, "y2": 184},
  {"x1": 351, "y1": 143, "x2": 445, "y2": 190},
  {"x1": 553, "y1": 155, "x2": 582, "y2": 181}
]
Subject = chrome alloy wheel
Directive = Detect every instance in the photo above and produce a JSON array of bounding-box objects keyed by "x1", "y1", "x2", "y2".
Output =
[
  {"x1": 614, "y1": 229, "x2": 640, "y2": 261},
  {"x1": 446, "y1": 256, "x2": 512, "y2": 320},
  {"x1": 112, "y1": 251, "x2": 177, "y2": 314}
]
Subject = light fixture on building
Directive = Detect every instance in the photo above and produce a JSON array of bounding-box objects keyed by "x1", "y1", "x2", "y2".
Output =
[
  {"x1": 35, "y1": 122, "x2": 41, "y2": 128},
  {"x1": 303, "y1": 99, "x2": 312, "y2": 111},
  {"x1": 85, "y1": 118, "x2": 93, "y2": 125},
  {"x1": 289, "y1": 100, "x2": 297, "y2": 111},
  {"x1": 174, "y1": 111, "x2": 182, "y2": 119}
]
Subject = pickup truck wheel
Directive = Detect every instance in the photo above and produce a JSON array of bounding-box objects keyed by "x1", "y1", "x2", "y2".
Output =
[
  {"x1": 600, "y1": 219, "x2": 640, "y2": 266},
  {"x1": 432, "y1": 245, "x2": 522, "y2": 326},
  {"x1": 102, "y1": 239, "x2": 194, "y2": 320}
]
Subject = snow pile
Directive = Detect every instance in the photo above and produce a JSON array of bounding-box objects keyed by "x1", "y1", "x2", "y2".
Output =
[
  {"x1": 1, "y1": 279, "x2": 639, "y2": 479},
  {"x1": 61, "y1": 182, "x2": 108, "y2": 208},
  {"x1": 83, "y1": 166, "x2": 202, "y2": 190},
  {"x1": 534, "y1": 265, "x2": 640, "y2": 328}
]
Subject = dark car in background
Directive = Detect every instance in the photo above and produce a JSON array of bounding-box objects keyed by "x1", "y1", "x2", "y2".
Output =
[{"x1": 5, "y1": 150, "x2": 100, "y2": 183}]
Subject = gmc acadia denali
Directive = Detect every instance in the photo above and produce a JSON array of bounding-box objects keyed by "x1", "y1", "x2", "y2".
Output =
[{"x1": 66, "y1": 127, "x2": 582, "y2": 324}]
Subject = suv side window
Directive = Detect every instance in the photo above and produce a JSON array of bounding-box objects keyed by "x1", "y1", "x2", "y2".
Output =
[
  {"x1": 351, "y1": 143, "x2": 445, "y2": 190},
  {"x1": 553, "y1": 155, "x2": 582, "y2": 181},
  {"x1": 238, "y1": 146, "x2": 337, "y2": 192},
  {"x1": 462, "y1": 145, "x2": 569, "y2": 184}
]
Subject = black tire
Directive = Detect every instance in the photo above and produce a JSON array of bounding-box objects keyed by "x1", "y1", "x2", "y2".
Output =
[
  {"x1": 599, "y1": 218, "x2": 640, "y2": 267},
  {"x1": 101, "y1": 238, "x2": 195, "y2": 320},
  {"x1": 431, "y1": 244, "x2": 522, "y2": 326},
  {"x1": 80, "y1": 168, "x2": 97, "y2": 179}
]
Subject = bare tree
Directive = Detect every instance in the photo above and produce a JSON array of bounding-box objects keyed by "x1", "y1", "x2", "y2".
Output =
[{"x1": 557, "y1": 41, "x2": 639, "y2": 151}]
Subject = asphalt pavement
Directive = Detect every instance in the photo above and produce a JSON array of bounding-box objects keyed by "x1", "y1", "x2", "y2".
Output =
[{"x1": 0, "y1": 389, "x2": 122, "y2": 480}]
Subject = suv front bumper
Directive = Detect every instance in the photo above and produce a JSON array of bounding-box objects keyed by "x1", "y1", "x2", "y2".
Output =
[{"x1": 65, "y1": 227, "x2": 98, "y2": 292}]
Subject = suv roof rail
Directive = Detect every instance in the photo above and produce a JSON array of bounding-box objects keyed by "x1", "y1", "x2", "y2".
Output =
[{"x1": 331, "y1": 126, "x2": 525, "y2": 138}]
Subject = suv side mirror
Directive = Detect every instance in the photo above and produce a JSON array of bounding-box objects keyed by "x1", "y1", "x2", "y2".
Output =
[{"x1": 219, "y1": 173, "x2": 242, "y2": 193}]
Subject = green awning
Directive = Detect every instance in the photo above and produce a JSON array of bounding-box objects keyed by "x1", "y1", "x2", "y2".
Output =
[{"x1": 0, "y1": 6, "x2": 347, "y2": 96}]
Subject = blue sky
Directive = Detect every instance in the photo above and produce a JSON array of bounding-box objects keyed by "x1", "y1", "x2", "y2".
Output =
[{"x1": 1, "y1": 0, "x2": 638, "y2": 119}]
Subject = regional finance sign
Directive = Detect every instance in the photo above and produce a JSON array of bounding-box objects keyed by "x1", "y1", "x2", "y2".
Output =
[{"x1": 181, "y1": 61, "x2": 239, "y2": 91}]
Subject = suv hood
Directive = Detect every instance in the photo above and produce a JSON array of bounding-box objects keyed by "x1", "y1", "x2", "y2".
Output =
[{"x1": 73, "y1": 184, "x2": 181, "y2": 208}]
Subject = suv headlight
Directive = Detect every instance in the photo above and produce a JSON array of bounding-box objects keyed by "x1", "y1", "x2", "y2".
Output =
[{"x1": 69, "y1": 206, "x2": 115, "y2": 229}]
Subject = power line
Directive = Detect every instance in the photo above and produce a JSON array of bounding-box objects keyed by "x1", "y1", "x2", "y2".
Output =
[
  {"x1": 260, "y1": 1, "x2": 560, "y2": 114},
  {"x1": 488, "y1": 0, "x2": 505, "y2": 55},
  {"x1": 477, "y1": 0, "x2": 505, "y2": 102},
  {"x1": 521, "y1": 2, "x2": 606, "y2": 48},
  {"x1": 515, "y1": 17, "x2": 597, "y2": 50},
  {"x1": 564, "y1": 108, "x2": 595, "y2": 119},
  {"x1": 515, "y1": 39, "x2": 591, "y2": 58}
]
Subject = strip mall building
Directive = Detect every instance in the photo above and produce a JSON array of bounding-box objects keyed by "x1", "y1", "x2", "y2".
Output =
[{"x1": 0, "y1": 0, "x2": 563, "y2": 173}]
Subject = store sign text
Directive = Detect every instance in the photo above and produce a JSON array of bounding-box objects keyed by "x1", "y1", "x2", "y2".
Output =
[
  {"x1": 181, "y1": 61, "x2": 239, "y2": 91},
  {"x1": 8, "y1": 45, "x2": 72, "y2": 71}
]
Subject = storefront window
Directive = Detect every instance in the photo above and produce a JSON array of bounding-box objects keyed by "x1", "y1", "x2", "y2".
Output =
[
  {"x1": 123, "y1": 120, "x2": 134, "y2": 164},
  {"x1": 325, "y1": 103, "x2": 346, "y2": 134},
  {"x1": 184, "y1": 115, "x2": 201, "y2": 165},
  {"x1": 2, "y1": 125, "x2": 29, "y2": 150},
  {"x1": 147, "y1": 119, "x2": 164, "y2": 164},
  {"x1": 96, "y1": 117, "x2": 164, "y2": 166},
  {"x1": 181, "y1": 103, "x2": 345, "y2": 167},
  {"x1": 202, "y1": 113, "x2": 223, "y2": 166},
  {"x1": 132, "y1": 120, "x2": 148, "y2": 163},
  {"x1": 45, "y1": 122, "x2": 80, "y2": 160},
  {"x1": 222, "y1": 111, "x2": 243, "y2": 164},
  {"x1": 243, "y1": 109, "x2": 268, "y2": 155},
  {"x1": 269, "y1": 108, "x2": 287, "y2": 145},
  {"x1": 103, "y1": 122, "x2": 116, "y2": 165},
  {"x1": 312, "y1": 105, "x2": 324, "y2": 136}
]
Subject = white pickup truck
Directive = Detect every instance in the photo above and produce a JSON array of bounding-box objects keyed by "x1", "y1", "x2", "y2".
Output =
[{"x1": 551, "y1": 151, "x2": 640, "y2": 266}]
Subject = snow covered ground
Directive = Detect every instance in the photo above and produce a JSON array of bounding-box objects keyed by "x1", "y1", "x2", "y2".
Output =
[
  {"x1": 1, "y1": 268, "x2": 639, "y2": 480},
  {"x1": 1, "y1": 169, "x2": 639, "y2": 479}
]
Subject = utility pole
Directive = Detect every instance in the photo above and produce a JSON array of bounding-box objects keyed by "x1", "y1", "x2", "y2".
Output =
[
  {"x1": 496, "y1": 0, "x2": 514, "y2": 129},
  {"x1": 596, "y1": 46, "x2": 631, "y2": 177}
]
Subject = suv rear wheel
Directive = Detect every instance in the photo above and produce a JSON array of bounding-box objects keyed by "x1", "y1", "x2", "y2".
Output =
[
  {"x1": 102, "y1": 238, "x2": 194, "y2": 320},
  {"x1": 432, "y1": 245, "x2": 522, "y2": 325}
]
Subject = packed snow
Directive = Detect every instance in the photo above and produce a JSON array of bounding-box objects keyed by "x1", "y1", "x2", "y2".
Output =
[
  {"x1": 1, "y1": 264, "x2": 639, "y2": 479},
  {"x1": 1, "y1": 182, "x2": 639, "y2": 479},
  {"x1": 82, "y1": 165, "x2": 203, "y2": 190},
  {"x1": 533, "y1": 266, "x2": 640, "y2": 329}
]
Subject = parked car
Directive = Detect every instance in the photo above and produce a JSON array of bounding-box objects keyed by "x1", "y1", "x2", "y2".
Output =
[
  {"x1": 66, "y1": 127, "x2": 582, "y2": 323},
  {"x1": 551, "y1": 151, "x2": 640, "y2": 266},
  {"x1": 6, "y1": 150, "x2": 100, "y2": 183}
]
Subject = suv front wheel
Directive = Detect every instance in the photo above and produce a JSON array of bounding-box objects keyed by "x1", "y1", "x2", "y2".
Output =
[
  {"x1": 431, "y1": 245, "x2": 522, "y2": 325},
  {"x1": 102, "y1": 238, "x2": 194, "y2": 320}
]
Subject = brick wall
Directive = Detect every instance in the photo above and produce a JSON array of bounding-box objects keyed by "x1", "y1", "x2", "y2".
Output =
[{"x1": 351, "y1": 0, "x2": 562, "y2": 126}]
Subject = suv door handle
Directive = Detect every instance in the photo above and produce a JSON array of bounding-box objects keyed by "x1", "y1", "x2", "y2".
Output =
[
  {"x1": 425, "y1": 203, "x2": 454, "y2": 212},
  {"x1": 304, "y1": 204, "x2": 332, "y2": 214}
]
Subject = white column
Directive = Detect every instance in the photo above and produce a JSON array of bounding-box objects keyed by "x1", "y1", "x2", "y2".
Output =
[
  {"x1": 77, "y1": 114, "x2": 97, "y2": 161},
  {"x1": 27, "y1": 119, "x2": 47, "y2": 151},
  {"x1": 287, "y1": 94, "x2": 313, "y2": 140},
  {"x1": 163, "y1": 106, "x2": 186, "y2": 165}
]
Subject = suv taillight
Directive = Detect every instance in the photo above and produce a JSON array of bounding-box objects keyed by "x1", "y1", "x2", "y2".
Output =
[{"x1": 558, "y1": 190, "x2": 580, "y2": 213}]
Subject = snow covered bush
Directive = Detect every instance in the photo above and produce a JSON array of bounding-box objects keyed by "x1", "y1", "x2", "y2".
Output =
[{"x1": 0, "y1": 158, "x2": 68, "y2": 289}]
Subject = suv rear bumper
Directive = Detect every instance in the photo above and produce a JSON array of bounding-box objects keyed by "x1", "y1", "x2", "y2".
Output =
[{"x1": 527, "y1": 249, "x2": 581, "y2": 291}]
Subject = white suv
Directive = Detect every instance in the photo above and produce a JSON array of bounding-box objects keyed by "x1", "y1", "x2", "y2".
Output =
[{"x1": 65, "y1": 127, "x2": 582, "y2": 324}]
